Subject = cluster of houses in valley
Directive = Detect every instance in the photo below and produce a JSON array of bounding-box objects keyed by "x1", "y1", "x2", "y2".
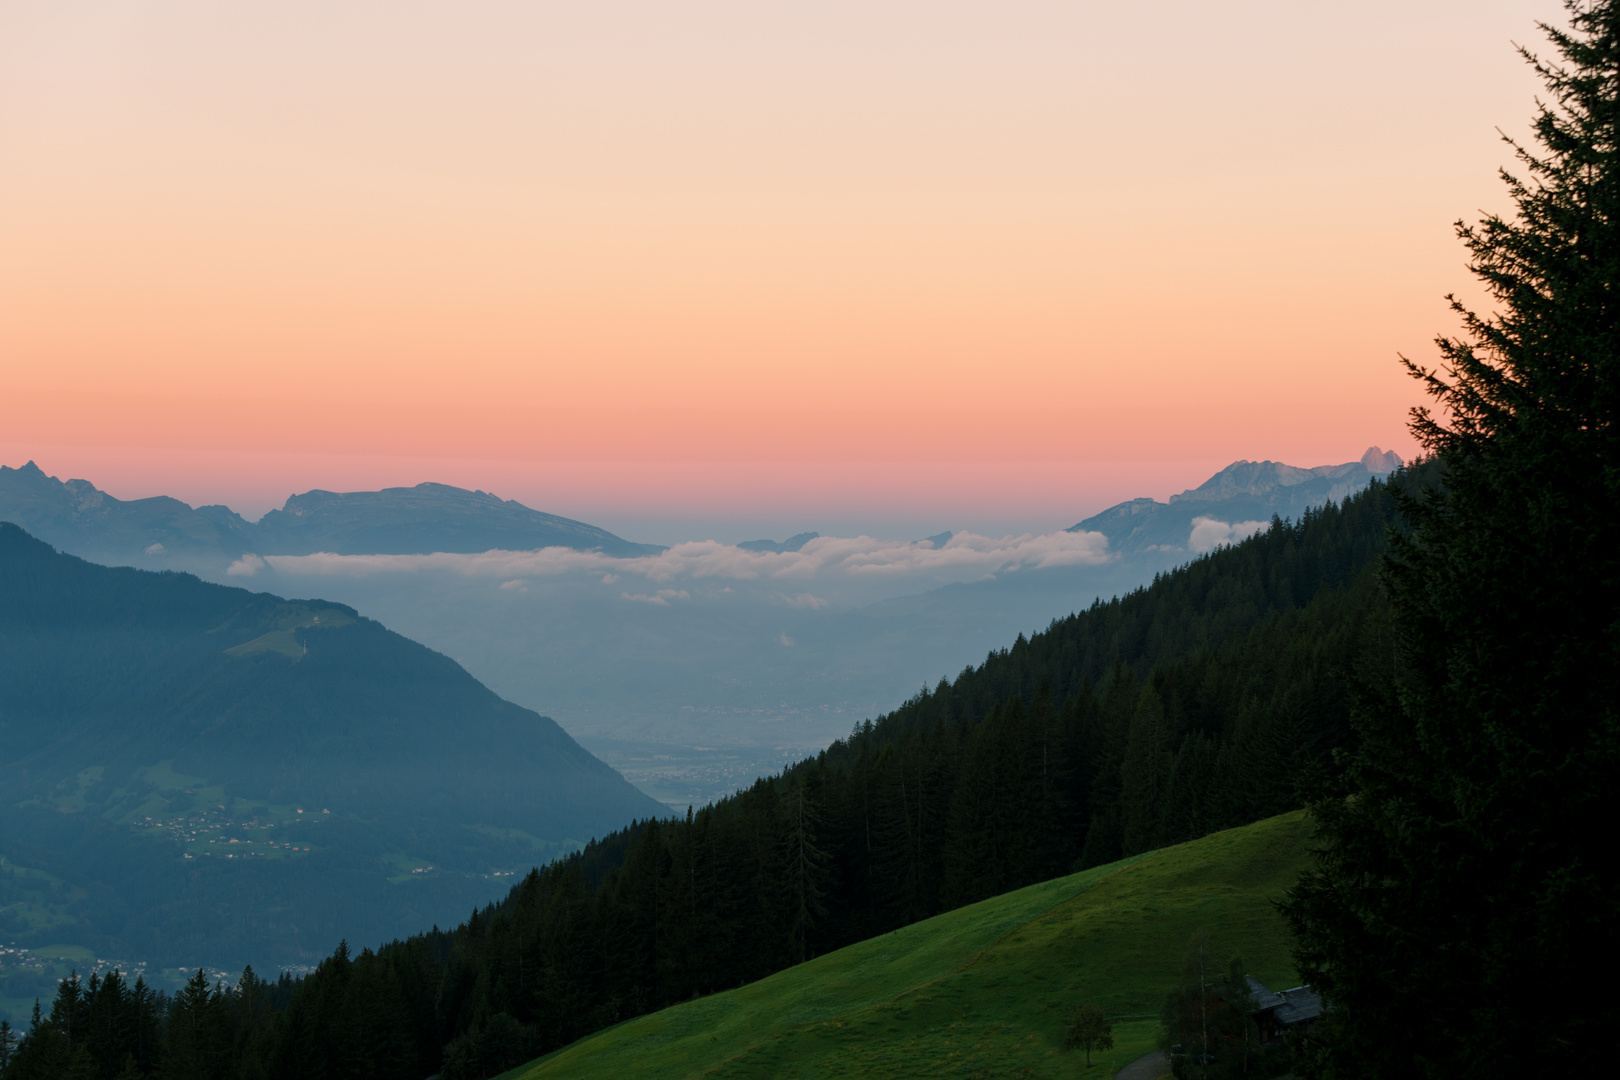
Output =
[{"x1": 136, "y1": 805, "x2": 327, "y2": 859}]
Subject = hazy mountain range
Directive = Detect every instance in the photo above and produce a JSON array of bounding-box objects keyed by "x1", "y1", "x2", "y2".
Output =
[
  {"x1": 0, "y1": 448, "x2": 1401, "y2": 811},
  {"x1": 0, "y1": 445, "x2": 1403, "y2": 1003},
  {"x1": 0, "y1": 462, "x2": 661, "y2": 570},
  {"x1": 0, "y1": 447, "x2": 1399, "y2": 575}
]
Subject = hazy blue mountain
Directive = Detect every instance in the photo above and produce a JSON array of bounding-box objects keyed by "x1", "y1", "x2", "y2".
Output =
[
  {"x1": 0, "y1": 462, "x2": 662, "y2": 569},
  {"x1": 253, "y1": 482, "x2": 663, "y2": 557},
  {"x1": 1069, "y1": 445, "x2": 1403, "y2": 554},
  {"x1": 0, "y1": 523, "x2": 664, "y2": 969},
  {"x1": 0, "y1": 460, "x2": 258, "y2": 570},
  {"x1": 736, "y1": 531, "x2": 820, "y2": 553}
]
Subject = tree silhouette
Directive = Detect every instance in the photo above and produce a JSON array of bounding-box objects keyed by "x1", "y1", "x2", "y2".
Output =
[
  {"x1": 1285, "y1": 2, "x2": 1619, "y2": 1075},
  {"x1": 1063, "y1": 1003, "x2": 1115, "y2": 1067}
]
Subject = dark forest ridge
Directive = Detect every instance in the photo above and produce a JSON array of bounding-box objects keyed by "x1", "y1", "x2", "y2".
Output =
[
  {"x1": 509, "y1": 812, "x2": 1312, "y2": 1079},
  {"x1": 264, "y1": 469, "x2": 1417, "y2": 1077}
]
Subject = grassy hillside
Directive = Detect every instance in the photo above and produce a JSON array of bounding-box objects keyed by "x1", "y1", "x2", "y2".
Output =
[{"x1": 503, "y1": 810, "x2": 1311, "y2": 1080}]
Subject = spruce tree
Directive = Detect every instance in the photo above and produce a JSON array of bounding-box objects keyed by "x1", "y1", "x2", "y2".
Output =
[
  {"x1": 161, "y1": 968, "x2": 223, "y2": 1080},
  {"x1": 1284, "y1": 2, "x2": 1618, "y2": 1075},
  {"x1": 1119, "y1": 685, "x2": 1173, "y2": 855},
  {"x1": 783, "y1": 771, "x2": 832, "y2": 963}
]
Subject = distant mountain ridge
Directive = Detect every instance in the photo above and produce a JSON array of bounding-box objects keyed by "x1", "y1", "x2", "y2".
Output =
[
  {"x1": 252, "y1": 482, "x2": 662, "y2": 557},
  {"x1": 0, "y1": 461, "x2": 662, "y2": 570},
  {"x1": 1071, "y1": 446, "x2": 1403, "y2": 554},
  {"x1": 737, "y1": 531, "x2": 820, "y2": 554}
]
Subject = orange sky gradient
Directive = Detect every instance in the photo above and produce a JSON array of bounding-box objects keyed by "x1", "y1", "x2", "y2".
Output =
[{"x1": 0, "y1": 1, "x2": 1566, "y2": 540}]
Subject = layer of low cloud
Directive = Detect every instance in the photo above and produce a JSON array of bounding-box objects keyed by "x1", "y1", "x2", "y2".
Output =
[
  {"x1": 227, "y1": 553, "x2": 268, "y2": 576},
  {"x1": 244, "y1": 529, "x2": 1113, "y2": 608},
  {"x1": 621, "y1": 589, "x2": 691, "y2": 606},
  {"x1": 775, "y1": 592, "x2": 830, "y2": 610},
  {"x1": 1188, "y1": 517, "x2": 1269, "y2": 553},
  {"x1": 258, "y1": 530, "x2": 1108, "y2": 582}
]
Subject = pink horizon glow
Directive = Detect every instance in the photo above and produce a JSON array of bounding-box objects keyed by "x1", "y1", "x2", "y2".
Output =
[{"x1": 1, "y1": 1, "x2": 1554, "y2": 533}]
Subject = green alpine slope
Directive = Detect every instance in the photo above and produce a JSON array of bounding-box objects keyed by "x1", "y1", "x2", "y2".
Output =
[{"x1": 504, "y1": 810, "x2": 1311, "y2": 1080}]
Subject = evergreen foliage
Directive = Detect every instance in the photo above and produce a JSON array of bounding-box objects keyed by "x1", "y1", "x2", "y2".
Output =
[{"x1": 1283, "y1": 3, "x2": 1619, "y2": 1075}]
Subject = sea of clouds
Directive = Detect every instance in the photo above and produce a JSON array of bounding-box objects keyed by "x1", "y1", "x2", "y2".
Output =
[
  {"x1": 214, "y1": 518, "x2": 1270, "y2": 798},
  {"x1": 234, "y1": 528, "x2": 1115, "y2": 609}
]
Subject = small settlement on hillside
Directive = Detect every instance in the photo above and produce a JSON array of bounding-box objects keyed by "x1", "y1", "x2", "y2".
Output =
[{"x1": 1247, "y1": 977, "x2": 1324, "y2": 1042}]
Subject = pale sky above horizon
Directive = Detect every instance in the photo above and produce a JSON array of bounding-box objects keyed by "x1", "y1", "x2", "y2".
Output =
[{"x1": 0, "y1": 1, "x2": 1567, "y2": 541}]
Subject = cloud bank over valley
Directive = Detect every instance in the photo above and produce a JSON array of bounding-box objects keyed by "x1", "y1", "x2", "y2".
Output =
[{"x1": 243, "y1": 528, "x2": 1115, "y2": 608}]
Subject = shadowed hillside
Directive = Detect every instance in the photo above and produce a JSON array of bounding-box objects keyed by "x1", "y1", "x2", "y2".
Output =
[{"x1": 0, "y1": 523, "x2": 663, "y2": 971}]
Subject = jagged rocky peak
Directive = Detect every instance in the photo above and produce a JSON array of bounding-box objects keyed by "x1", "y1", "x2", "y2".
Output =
[
  {"x1": 1068, "y1": 446, "x2": 1406, "y2": 554},
  {"x1": 1361, "y1": 445, "x2": 1403, "y2": 473},
  {"x1": 1170, "y1": 446, "x2": 1404, "y2": 506}
]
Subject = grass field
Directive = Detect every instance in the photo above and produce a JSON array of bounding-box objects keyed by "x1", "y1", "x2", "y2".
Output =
[{"x1": 501, "y1": 810, "x2": 1313, "y2": 1080}]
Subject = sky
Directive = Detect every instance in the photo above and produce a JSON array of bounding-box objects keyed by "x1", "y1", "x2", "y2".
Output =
[{"x1": 0, "y1": 1, "x2": 1566, "y2": 543}]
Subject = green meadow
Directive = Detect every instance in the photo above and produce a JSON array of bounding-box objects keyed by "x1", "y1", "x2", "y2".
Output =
[{"x1": 503, "y1": 810, "x2": 1313, "y2": 1080}]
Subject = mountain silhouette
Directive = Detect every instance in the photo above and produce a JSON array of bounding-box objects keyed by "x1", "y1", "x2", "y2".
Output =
[
  {"x1": 1070, "y1": 446, "x2": 1403, "y2": 554},
  {"x1": 0, "y1": 461, "x2": 661, "y2": 570}
]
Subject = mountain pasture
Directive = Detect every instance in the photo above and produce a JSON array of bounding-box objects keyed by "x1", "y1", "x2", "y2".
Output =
[{"x1": 506, "y1": 811, "x2": 1311, "y2": 1080}]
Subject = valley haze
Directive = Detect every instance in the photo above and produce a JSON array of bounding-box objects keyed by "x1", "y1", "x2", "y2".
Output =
[{"x1": 2, "y1": 449, "x2": 1399, "y2": 810}]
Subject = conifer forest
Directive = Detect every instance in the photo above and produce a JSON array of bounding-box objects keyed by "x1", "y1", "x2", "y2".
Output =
[{"x1": 0, "y1": 471, "x2": 1416, "y2": 1079}]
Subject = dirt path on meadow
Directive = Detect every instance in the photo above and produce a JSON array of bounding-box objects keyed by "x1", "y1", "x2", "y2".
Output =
[{"x1": 1113, "y1": 1050, "x2": 1170, "y2": 1080}]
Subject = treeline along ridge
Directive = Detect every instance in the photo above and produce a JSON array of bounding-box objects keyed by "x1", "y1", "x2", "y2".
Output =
[{"x1": 0, "y1": 467, "x2": 1423, "y2": 1079}]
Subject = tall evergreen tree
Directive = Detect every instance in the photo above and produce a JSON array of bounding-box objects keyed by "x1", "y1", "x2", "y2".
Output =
[
  {"x1": 1120, "y1": 685, "x2": 1173, "y2": 855},
  {"x1": 125, "y1": 976, "x2": 164, "y2": 1078},
  {"x1": 162, "y1": 968, "x2": 225, "y2": 1080},
  {"x1": 1284, "y1": 3, "x2": 1619, "y2": 1075},
  {"x1": 783, "y1": 772, "x2": 832, "y2": 963}
]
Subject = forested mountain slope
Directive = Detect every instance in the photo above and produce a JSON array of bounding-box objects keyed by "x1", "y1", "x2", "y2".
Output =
[
  {"x1": 0, "y1": 811, "x2": 1311, "y2": 1080},
  {"x1": 426, "y1": 469, "x2": 1415, "y2": 1073},
  {"x1": 78, "y1": 467, "x2": 1419, "y2": 1080},
  {"x1": 0, "y1": 524, "x2": 663, "y2": 970},
  {"x1": 512, "y1": 811, "x2": 1311, "y2": 1080}
]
